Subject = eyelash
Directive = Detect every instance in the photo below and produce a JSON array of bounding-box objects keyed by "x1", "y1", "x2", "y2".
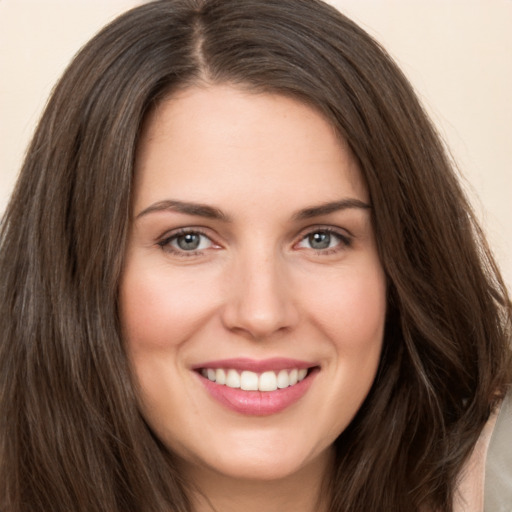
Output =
[
  {"x1": 157, "y1": 226, "x2": 352, "y2": 257},
  {"x1": 157, "y1": 228, "x2": 214, "y2": 257},
  {"x1": 295, "y1": 227, "x2": 352, "y2": 255}
]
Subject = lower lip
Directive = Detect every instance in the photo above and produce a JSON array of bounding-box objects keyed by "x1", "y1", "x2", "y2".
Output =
[{"x1": 197, "y1": 369, "x2": 318, "y2": 416}]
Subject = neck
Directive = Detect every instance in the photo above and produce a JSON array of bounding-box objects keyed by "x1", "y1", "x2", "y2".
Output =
[{"x1": 183, "y1": 449, "x2": 334, "y2": 512}]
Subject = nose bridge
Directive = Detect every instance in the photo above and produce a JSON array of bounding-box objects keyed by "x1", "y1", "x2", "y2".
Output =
[{"x1": 222, "y1": 243, "x2": 298, "y2": 339}]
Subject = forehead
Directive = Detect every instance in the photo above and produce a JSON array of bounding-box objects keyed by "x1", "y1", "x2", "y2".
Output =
[{"x1": 133, "y1": 84, "x2": 368, "y2": 213}]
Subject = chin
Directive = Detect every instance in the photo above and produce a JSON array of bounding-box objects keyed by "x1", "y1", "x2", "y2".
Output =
[
  {"x1": 212, "y1": 455, "x2": 309, "y2": 481},
  {"x1": 173, "y1": 429, "x2": 333, "y2": 483}
]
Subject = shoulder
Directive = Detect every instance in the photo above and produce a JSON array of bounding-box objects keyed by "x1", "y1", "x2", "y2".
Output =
[
  {"x1": 454, "y1": 392, "x2": 512, "y2": 512},
  {"x1": 484, "y1": 391, "x2": 512, "y2": 511}
]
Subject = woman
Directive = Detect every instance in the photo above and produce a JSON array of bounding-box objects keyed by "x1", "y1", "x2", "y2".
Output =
[{"x1": 0, "y1": 1, "x2": 510, "y2": 511}]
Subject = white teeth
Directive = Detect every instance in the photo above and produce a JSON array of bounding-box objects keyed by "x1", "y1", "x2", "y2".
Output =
[
  {"x1": 216, "y1": 368, "x2": 226, "y2": 385},
  {"x1": 259, "y1": 371, "x2": 278, "y2": 391},
  {"x1": 226, "y1": 369, "x2": 241, "y2": 388},
  {"x1": 201, "y1": 367, "x2": 310, "y2": 392},
  {"x1": 277, "y1": 369, "x2": 290, "y2": 389},
  {"x1": 240, "y1": 371, "x2": 259, "y2": 391}
]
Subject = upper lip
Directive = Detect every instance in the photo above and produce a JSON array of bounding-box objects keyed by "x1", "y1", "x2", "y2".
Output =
[{"x1": 192, "y1": 357, "x2": 317, "y2": 373}]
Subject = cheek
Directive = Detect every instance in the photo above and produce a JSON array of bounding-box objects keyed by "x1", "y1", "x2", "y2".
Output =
[
  {"x1": 307, "y1": 264, "x2": 387, "y2": 352},
  {"x1": 317, "y1": 267, "x2": 386, "y2": 430},
  {"x1": 118, "y1": 262, "x2": 219, "y2": 351},
  {"x1": 118, "y1": 263, "x2": 211, "y2": 435}
]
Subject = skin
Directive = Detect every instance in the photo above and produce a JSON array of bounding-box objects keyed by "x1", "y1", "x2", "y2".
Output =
[{"x1": 119, "y1": 84, "x2": 387, "y2": 512}]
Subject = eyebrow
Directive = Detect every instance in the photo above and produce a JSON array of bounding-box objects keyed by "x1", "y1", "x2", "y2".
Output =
[
  {"x1": 136, "y1": 200, "x2": 231, "y2": 221},
  {"x1": 292, "y1": 198, "x2": 371, "y2": 220},
  {"x1": 136, "y1": 197, "x2": 371, "y2": 222}
]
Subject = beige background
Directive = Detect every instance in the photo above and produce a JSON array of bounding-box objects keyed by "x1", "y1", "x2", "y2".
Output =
[{"x1": 1, "y1": 0, "x2": 510, "y2": 289}]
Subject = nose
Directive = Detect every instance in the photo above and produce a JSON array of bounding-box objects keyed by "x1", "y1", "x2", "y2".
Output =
[{"x1": 221, "y1": 251, "x2": 300, "y2": 340}]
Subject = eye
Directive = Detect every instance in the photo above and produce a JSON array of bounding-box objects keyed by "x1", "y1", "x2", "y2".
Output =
[
  {"x1": 158, "y1": 229, "x2": 216, "y2": 255},
  {"x1": 296, "y1": 228, "x2": 351, "y2": 253}
]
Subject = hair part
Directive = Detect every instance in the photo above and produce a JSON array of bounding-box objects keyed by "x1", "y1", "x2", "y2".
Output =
[{"x1": 1, "y1": 1, "x2": 511, "y2": 511}]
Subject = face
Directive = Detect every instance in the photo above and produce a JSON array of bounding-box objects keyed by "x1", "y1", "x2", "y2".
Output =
[{"x1": 119, "y1": 84, "x2": 386, "y2": 484}]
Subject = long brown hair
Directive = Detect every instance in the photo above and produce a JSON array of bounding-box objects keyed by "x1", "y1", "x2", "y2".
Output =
[{"x1": 1, "y1": 1, "x2": 511, "y2": 510}]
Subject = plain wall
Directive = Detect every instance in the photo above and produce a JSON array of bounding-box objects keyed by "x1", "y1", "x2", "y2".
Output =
[{"x1": 1, "y1": 0, "x2": 511, "y2": 289}]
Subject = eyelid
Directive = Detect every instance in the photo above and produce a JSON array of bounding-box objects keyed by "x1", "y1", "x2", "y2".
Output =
[
  {"x1": 155, "y1": 224, "x2": 353, "y2": 258},
  {"x1": 293, "y1": 225, "x2": 353, "y2": 253},
  {"x1": 157, "y1": 227, "x2": 220, "y2": 257}
]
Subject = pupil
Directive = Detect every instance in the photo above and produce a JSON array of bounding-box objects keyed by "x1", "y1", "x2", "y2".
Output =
[
  {"x1": 177, "y1": 233, "x2": 200, "y2": 250},
  {"x1": 309, "y1": 232, "x2": 330, "y2": 249}
]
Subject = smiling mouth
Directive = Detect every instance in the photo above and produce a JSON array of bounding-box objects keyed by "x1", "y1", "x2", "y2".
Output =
[
  {"x1": 195, "y1": 360, "x2": 319, "y2": 415},
  {"x1": 198, "y1": 367, "x2": 314, "y2": 392}
]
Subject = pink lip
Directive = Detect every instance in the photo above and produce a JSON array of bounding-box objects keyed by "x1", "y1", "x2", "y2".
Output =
[
  {"x1": 192, "y1": 357, "x2": 314, "y2": 373},
  {"x1": 193, "y1": 359, "x2": 319, "y2": 416}
]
